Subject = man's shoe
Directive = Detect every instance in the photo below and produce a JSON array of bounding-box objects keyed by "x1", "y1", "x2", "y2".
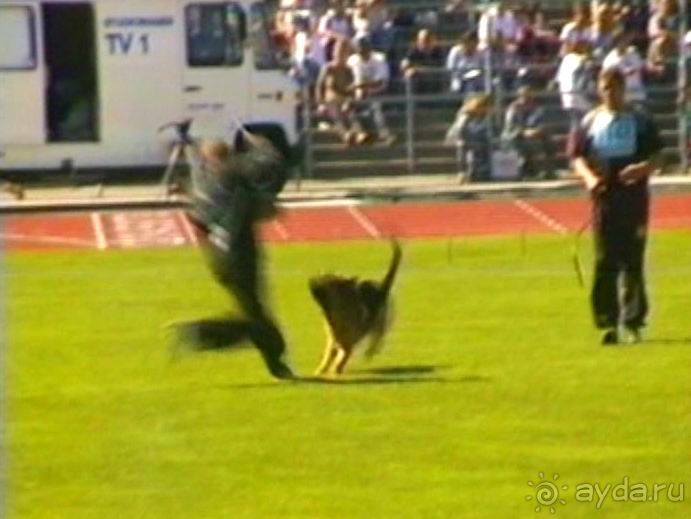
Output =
[{"x1": 601, "y1": 328, "x2": 619, "y2": 345}]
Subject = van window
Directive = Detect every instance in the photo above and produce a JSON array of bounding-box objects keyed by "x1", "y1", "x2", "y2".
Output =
[
  {"x1": 249, "y1": 3, "x2": 282, "y2": 70},
  {"x1": 0, "y1": 6, "x2": 37, "y2": 70},
  {"x1": 185, "y1": 3, "x2": 244, "y2": 67}
]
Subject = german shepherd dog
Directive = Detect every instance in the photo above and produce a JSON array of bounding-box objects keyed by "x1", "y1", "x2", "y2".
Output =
[{"x1": 309, "y1": 240, "x2": 402, "y2": 375}]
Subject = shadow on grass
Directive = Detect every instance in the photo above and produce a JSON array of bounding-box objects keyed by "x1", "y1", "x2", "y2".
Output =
[
  {"x1": 351, "y1": 364, "x2": 452, "y2": 376},
  {"x1": 226, "y1": 372, "x2": 491, "y2": 389},
  {"x1": 645, "y1": 337, "x2": 691, "y2": 345}
]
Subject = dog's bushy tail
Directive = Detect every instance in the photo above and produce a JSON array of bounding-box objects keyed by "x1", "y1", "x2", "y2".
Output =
[
  {"x1": 363, "y1": 239, "x2": 402, "y2": 359},
  {"x1": 380, "y1": 239, "x2": 402, "y2": 298}
]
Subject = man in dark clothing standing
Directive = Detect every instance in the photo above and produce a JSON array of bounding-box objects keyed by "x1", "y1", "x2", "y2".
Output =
[
  {"x1": 570, "y1": 69, "x2": 662, "y2": 345},
  {"x1": 173, "y1": 132, "x2": 294, "y2": 379}
]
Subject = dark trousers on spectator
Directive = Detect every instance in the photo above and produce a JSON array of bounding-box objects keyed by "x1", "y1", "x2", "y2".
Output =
[
  {"x1": 456, "y1": 145, "x2": 492, "y2": 181},
  {"x1": 514, "y1": 135, "x2": 555, "y2": 178},
  {"x1": 591, "y1": 189, "x2": 649, "y2": 330}
]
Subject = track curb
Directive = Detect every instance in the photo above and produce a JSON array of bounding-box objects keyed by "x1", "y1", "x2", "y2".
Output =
[{"x1": 1, "y1": 176, "x2": 691, "y2": 214}]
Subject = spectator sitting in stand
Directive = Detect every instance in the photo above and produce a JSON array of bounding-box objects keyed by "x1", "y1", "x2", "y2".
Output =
[
  {"x1": 515, "y1": 6, "x2": 538, "y2": 62},
  {"x1": 620, "y1": 0, "x2": 650, "y2": 53},
  {"x1": 502, "y1": 85, "x2": 555, "y2": 179},
  {"x1": 400, "y1": 28, "x2": 446, "y2": 95},
  {"x1": 352, "y1": 0, "x2": 374, "y2": 39},
  {"x1": 289, "y1": 15, "x2": 322, "y2": 97},
  {"x1": 443, "y1": 0, "x2": 472, "y2": 28},
  {"x1": 446, "y1": 31, "x2": 486, "y2": 95},
  {"x1": 647, "y1": 27, "x2": 678, "y2": 82},
  {"x1": 351, "y1": 0, "x2": 393, "y2": 52},
  {"x1": 478, "y1": 1, "x2": 520, "y2": 52},
  {"x1": 369, "y1": 0, "x2": 389, "y2": 24},
  {"x1": 515, "y1": 5, "x2": 559, "y2": 64},
  {"x1": 555, "y1": 39, "x2": 598, "y2": 132},
  {"x1": 590, "y1": 1, "x2": 619, "y2": 63},
  {"x1": 478, "y1": 2, "x2": 528, "y2": 87},
  {"x1": 602, "y1": 29, "x2": 647, "y2": 109},
  {"x1": 347, "y1": 35, "x2": 396, "y2": 145},
  {"x1": 375, "y1": 7, "x2": 414, "y2": 88},
  {"x1": 647, "y1": 0, "x2": 680, "y2": 77},
  {"x1": 292, "y1": 10, "x2": 327, "y2": 64},
  {"x1": 367, "y1": 0, "x2": 396, "y2": 52},
  {"x1": 272, "y1": 3, "x2": 295, "y2": 58},
  {"x1": 445, "y1": 93, "x2": 495, "y2": 183},
  {"x1": 361, "y1": 0, "x2": 390, "y2": 38},
  {"x1": 315, "y1": 40, "x2": 358, "y2": 146},
  {"x1": 648, "y1": 0, "x2": 679, "y2": 42},
  {"x1": 560, "y1": 1, "x2": 592, "y2": 56},
  {"x1": 530, "y1": 8, "x2": 560, "y2": 62},
  {"x1": 317, "y1": 0, "x2": 354, "y2": 62}
]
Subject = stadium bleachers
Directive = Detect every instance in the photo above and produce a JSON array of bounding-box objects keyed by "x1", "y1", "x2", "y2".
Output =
[{"x1": 300, "y1": 0, "x2": 687, "y2": 179}]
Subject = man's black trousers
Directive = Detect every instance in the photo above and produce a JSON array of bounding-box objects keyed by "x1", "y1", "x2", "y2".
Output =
[{"x1": 591, "y1": 188, "x2": 649, "y2": 330}]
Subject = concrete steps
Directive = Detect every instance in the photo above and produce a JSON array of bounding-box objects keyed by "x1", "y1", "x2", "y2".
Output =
[{"x1": 303, "y1": 2, "x2": 685, "y2": 179}]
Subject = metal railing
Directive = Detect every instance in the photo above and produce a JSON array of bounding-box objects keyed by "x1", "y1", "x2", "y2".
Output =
[
  {"x1": 298, "y1": 61, "x2": 688, "y2": 180},
  {"x1": 284, "y1": 0, "x2": 690, "y2": 181}
]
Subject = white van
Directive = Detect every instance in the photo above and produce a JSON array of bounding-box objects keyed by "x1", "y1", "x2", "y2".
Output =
[{"x1": 0, "y1": 0, "x2": 300, "y2": 177}]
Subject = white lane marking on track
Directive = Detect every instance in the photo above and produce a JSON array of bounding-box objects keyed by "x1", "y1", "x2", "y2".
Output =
[
  {"x1": 279, "y1": 199, "x2": 362, "y2": 209},
  {"x1": 272, "y1": 221, "x2": 289, "y2": 240},
  {"x1": 513, "y1": 199, "x2": 569, "y2": 236},
  {"x1": 105, "y1": 211, "x2": 187, "y2": 248},
  {"x1": 176, "y1": 210, "x2": 199, "y2": 245},
  {"x1": 90, "y1": 212, "x2": 108, "y2": 250},
  {"x1": 0, "y1": 233, "x2": 96, "y2": 248},
  {"x1": 346, "y1": 206, "x2": 381, "y2": 238}
]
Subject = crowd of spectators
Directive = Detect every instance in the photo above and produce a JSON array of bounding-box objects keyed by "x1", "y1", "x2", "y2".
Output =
[{"x1": 268, "y1": 0, "x2": 690, "y2": 172}]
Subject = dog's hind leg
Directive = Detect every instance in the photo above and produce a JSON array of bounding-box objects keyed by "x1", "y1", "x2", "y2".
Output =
[{"x1": 315, "y1": 338, "x2": 338, "y2": 375}]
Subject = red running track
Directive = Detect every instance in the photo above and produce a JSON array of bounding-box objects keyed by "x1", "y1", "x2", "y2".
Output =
[{"x1": 2, "y1": 194, "x2": 690, "y2": 251}]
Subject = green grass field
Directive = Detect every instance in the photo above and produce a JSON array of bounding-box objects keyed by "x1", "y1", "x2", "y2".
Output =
[{"x1": 5, "y1": 231, "x2": 691, "y2": 518}]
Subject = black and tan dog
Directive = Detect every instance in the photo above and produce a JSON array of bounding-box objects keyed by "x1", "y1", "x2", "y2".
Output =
[{"x1": 309, "y1": 240, "x2": 402, "y2": 375}]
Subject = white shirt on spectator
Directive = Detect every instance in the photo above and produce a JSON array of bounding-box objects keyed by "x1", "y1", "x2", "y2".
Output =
[
  {"x1": 347, "y1": 51, "x2": 389, "y2": 94},
  {"x1": 478, "y1": 7, "x2": 519, "y2": 48},
  {"x1": 559, "y1": 22, "x2": 592, "y2": 48},
  {"x1": 294, "y1": 29, "x2": 326, "y2": 66},
  {"x1": 318, "y1": 10, "x2": 353, "y2": 41},
  {"x1": 602, "y1": 47, "x2": 646, "y2": 102},
  {"x1": 647, "y1": 12, "x2": 678, "y2": 40},
  {"x1": 446, "y1": 45, "x2": 485, "y2": 92},
  {"x1": 352, "y1": 11, "x2": 370, "y2": 39},
  {"x1": 556, "y1": 52, "x2": 593, "y2": 111}
]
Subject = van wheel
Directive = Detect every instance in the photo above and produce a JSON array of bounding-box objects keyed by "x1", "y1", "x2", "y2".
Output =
[{"x1": 236, "y1": 124, "x2": 292, "y2": 194}]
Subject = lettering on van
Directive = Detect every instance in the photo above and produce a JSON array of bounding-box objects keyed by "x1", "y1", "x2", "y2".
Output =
[
  {"x1": 257, "y1": 92, "x2": 284, "y2": 101},
  {"x1": 105, "y1": 33, "x2": 151, "y2": 55},
  {"x1": 104, "y1": 17, "x2": 174, "y2": 28},
  {"x1": 103, "y1": 17, "x2": 173, "y2": 56},
  {"x1": 186, "y1": 102, "x2": 226, "y2": 112}
]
